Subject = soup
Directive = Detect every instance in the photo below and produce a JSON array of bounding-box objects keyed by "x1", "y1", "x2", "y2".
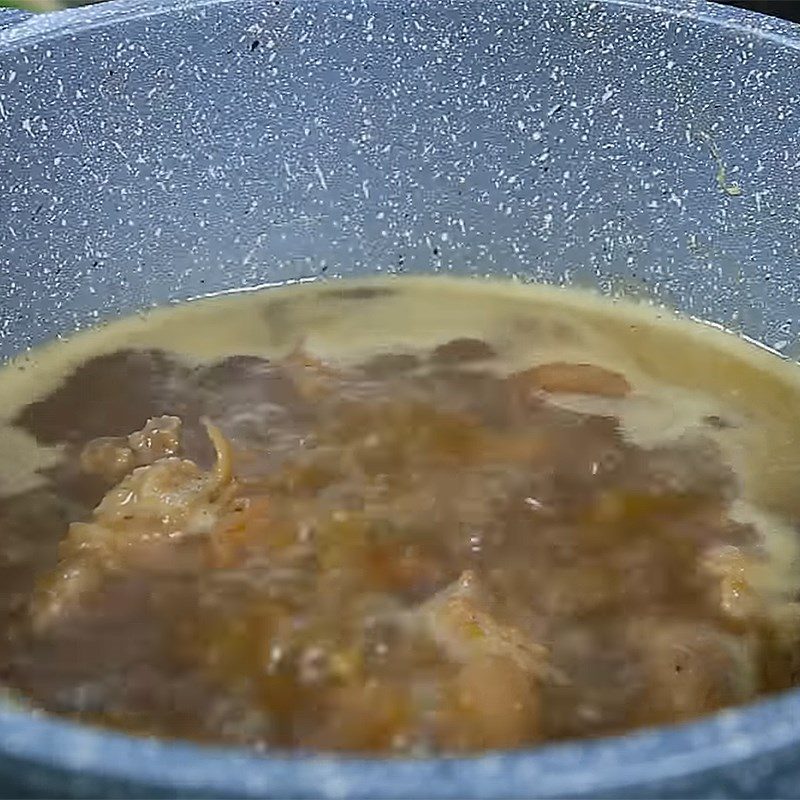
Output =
[{"x1": 0, "y1": 276, "x2": 799, "y2": 753}]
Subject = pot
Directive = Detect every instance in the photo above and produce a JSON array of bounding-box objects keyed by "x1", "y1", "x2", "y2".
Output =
[{"x1": 1, "y1": 0, "x2": 800, "y2": 795}]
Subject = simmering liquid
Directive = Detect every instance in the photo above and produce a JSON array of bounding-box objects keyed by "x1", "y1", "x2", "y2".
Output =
[{"x1": 0, "y1": 276, "x2": 799, "y2": 753}]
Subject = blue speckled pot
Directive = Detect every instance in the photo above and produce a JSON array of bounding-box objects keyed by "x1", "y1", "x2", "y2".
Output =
[{"x1": 2, "y1": 0, "x2": 800, "y2": 796}]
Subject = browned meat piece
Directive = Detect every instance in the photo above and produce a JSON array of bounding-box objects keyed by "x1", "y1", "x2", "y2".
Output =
[
  {"x1": 417, "y1": 570, "x2": 550, "y2": 677},
  {"x1": 30, "y1": 419, "x2": 234, "y2": 632},
  {"x1": 703, "y1": 546, "x2": 764, "y2": 625},
  {"x1": 308, "y1": 679, "x2": 411, "y2": 752},
  {"x1": 80, "y1": 416, "x2": 183, "y2": 482},
  {"x1": 510, "y1": 362, "x2": 631, "y2": 398},
  {"x1": 438, "y1": 653, "x2": 541, "y2": 750},
  {"x1": 703, "y1": 545, "x2": 800, "y2": 662},
  {"x1": 281, "y1": 347, "x2": 344, "y2": 402},
  {"x1": 431, "y1": 338, "x2": 496, "y2": 365},
  {"x1": 413, "y1": 571, "x2": 548, "y2": 749},
  {"x1": 127, "y1": 415, "x2": 182, "y2": 464},
  {"x1": 79, "y1": 437, "x2": 135, "y2": 482},
  {"x1": 630, "y1": 619, "x2": 756, "y2": 724}
]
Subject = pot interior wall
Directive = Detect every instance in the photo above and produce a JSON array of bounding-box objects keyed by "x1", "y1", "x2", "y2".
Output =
[{"x1": 1, "y1": 0, "x2": 799, "y2": 360}]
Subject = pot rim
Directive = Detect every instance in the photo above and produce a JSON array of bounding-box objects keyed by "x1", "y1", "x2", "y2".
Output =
[
  {"x1": 0, "y1": 690, "x2": 799, "y2": 797},
  {"x1": 3, "y1": 0, "x2": 800, "y2": 53}
]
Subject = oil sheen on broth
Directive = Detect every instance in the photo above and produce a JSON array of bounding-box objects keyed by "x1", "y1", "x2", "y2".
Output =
[{"x1": 0, "y1": 276, "x2": 799, "y2": 753}]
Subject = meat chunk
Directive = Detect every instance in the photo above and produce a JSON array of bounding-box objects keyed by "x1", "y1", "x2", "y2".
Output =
[
  {"x1": 510, "y1": 362, "x2": 631, "y2": 398},
  {"x1": 413, "y1": 572, "x2": 547, "y2": 749},
  {"x1": 433, "y1": 654, "x2": 540, "y2": 750},
  {"x1": 703, "y1": 545, "x2": 800, "y2": 665},
  {"x1": 431, "y1": 338, "x2": 496, "y2": 365},
  {"x1": 281, "y1": 347, "x2": 344, "y2": 402},
  {"x1": 127, "y1": 415, "x2": 182, "y2": 464},
  {"x1": 79, "y1": 437, "x2": 135, "y2": 482},
  {"x1": 417, "y1": 571, "x2": 549, "y2": 677},
  {"x1": 30, "y1": 419, "x2": 235, "y2": 632},
  {"x1": 80, "y1": 415, "x2": 183, "y2": 482},
  {"x1": 308, "y1": 679, "x2": 411, "y2": 752},
  {"x1": 703, "y1": 546, "x2": 764, "y2": 625},
  {"x1": 92, "y1": 459, "x2": 212, "y2": 532},
  {"x1": 630, "y1": 619, "x2": 756, "y2": 724}
]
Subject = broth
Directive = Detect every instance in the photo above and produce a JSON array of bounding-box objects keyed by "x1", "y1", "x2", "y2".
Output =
[{"x1": 0, "y1": 276, "x2": 799, "y2": 753}]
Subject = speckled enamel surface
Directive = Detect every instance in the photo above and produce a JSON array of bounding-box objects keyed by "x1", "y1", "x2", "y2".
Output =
[{"x1": 1, "y1": 0, "x2": 800, "y2": 796}]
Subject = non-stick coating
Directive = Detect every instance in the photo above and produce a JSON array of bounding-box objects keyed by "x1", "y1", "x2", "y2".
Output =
[{"x1": 1, "y1": 0, "x2": 800, "y2": 796}]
